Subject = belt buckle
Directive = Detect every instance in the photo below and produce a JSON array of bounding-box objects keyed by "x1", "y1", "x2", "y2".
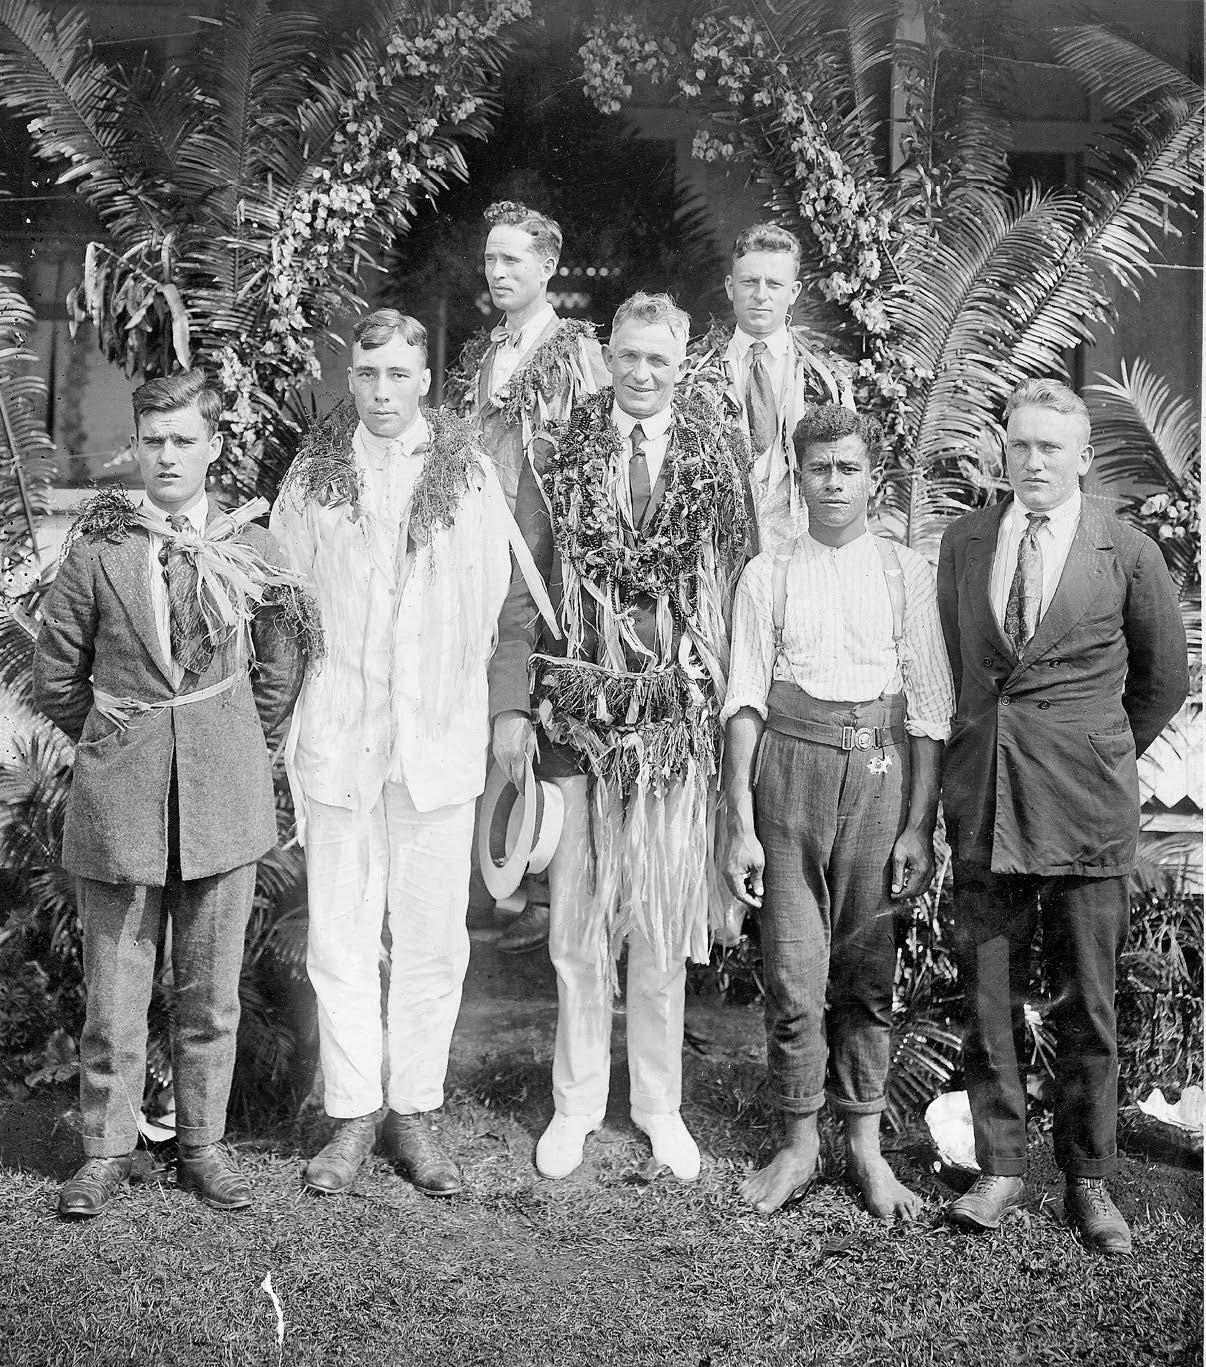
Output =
[{"x1": 853, "y1": 726, "x2": 875, "y2": 751}]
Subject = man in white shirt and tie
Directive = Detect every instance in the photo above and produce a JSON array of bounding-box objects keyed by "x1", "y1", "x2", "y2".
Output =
[
  {"x1": 271, "y1": 309, "x2": 514, "y2": 1199},
  {"x1": 490, "y1": 292, "x2": 752, "y2": 1184},
  {"x1": 686, "y1": 223, "x2": 853, "y2": 552},
  {"x1": 937, "y1": 379, "x2": 1188, "y2": 1254},
  {"x1": 723, "y1": 403, "x2": 954, "y2": 1219}
]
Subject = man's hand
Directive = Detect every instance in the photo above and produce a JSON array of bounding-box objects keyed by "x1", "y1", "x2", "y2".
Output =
[
  {"x1": 492, "y1": 710, "x2": 535, "y2": 789},
  {"x1": 890, "y1": 825, "x2": 935, "y2": 900},
  {"x1": 724, "y1": 818, "x2": 766, "y2": 909}
]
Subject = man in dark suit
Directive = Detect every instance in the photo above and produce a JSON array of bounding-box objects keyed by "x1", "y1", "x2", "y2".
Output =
[
  {"x1": 937, "y1": 377, "x2": 1188, "y2": 1254},
  {"x1": 35, "y1": 370, "x2": 307, "y2": 1217}
]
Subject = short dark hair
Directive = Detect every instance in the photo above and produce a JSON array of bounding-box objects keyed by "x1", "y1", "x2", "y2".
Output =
[
  {"x1": 792, "y1": 404, "x2": 883, "y2": 467},
  {"x1": 484, "y1": 200, "x2": 563, "y2": 264},
  {"x1": 353, "y1": 308, "x2": 428, "y2": 361},
  {"x1": 732, "y1": 222, "x2": 801, "y2": 267},
  {"x1": 132, "y1": 370, "x2": 223, "y2": 436}
]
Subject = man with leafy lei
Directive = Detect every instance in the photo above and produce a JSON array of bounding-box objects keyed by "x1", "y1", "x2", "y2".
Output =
[
  {"x1": 685, "y1": 222, "x2": 854, "y2": 553},
  {"x1": 490, "y1": 291, "x2": 752, "y2": 1182},
  {"x1": 35, "y1": 369, "x2": 314, "y2": 1218},
  {"x1": 447, "y1": 200, "x2": 609, "y2": 953},
  {"x1": 723, "y1": 404, "x2": 953, "y2": 1220},
  {"x1": 270, "y1": 309, "x2": 516, "y2": 1200}
]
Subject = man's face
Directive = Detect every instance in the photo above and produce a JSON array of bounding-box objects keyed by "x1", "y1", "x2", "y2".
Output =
[
  {"x1": 1005, "y1": 403, "x2": 1093, "y2": 514},
  {"x1": 798, "y1": 435, "x2": 875, "y2": 534},
  {"x1": 483, "y1": 225, "x2": 554, "y2": 317},
  {"x1": 348, "y1": 335, "x2": 430, "y2": 439},
  {"x1": 604, "y1": 318, "x2": 686, "y2": 420},
  {"x1": 134, "y1": 403, "x2": 221, "y2": 514},
  {"x1": 725, "y1": 249, "x2": 802, "y2": 337}
]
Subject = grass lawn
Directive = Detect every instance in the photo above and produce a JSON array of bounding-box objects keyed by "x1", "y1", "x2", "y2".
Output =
[{"x1": 0, "y1": 1046, "x2": 1201, "y2": 1367}]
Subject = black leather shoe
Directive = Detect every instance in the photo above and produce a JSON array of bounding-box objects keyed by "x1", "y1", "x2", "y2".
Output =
[
  {"x1": 59, "y1": 1155, "x2": 133, "y2": 1218},
  {"x1": 383, "y1": 1111, "x2": 462, "y2": 1197},
  {"x1": 303, "y1": 1115, "x2": 379, "y2": 1194},
  {"x1": 1065, "y1": 1178, "x2": 1133, "y2": 1255},
  {"x1": 177, "y1": 1142, "x2": 253, "y2": 1211},
  {"x1": 947, "y1": 1174, "x2": 1026, "y2": 1230}
]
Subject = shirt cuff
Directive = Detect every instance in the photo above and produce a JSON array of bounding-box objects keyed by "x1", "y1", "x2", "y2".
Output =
[
  {"x1": 905, "y1": 718, "x2": 951, "y2": 741},
  {"x1": 720, "y1": 694, "x2": 770, "y2": 726}
]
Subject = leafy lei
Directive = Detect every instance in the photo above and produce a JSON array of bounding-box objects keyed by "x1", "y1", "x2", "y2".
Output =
[
  {"x1": 446, "y1": 318, "x2": 597, "y2": 425},
  {"x1": 542, "y1": 387, "x2": 751, "y2": 598},
  {"x1": 278, "y1": 399, "x2": 485, "y2": 541}
]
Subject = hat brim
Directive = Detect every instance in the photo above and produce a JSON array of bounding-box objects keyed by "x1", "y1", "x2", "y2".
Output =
[{"x1": 478, "y1": 759, "x2": 564, "y2": 899}]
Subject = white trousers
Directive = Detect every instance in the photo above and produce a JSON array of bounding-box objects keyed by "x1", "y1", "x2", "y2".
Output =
[
  {"x1": 548, "y1": 776, "x2": 687, "y2": 1118},
  {"x1": 304, "y1": 780, "x2": 474, "y2": 1118}
]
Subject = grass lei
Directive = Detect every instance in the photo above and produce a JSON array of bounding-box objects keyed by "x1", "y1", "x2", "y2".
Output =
[{"x1": 446, "y1": 318, "x2": 598, "y2": 425}]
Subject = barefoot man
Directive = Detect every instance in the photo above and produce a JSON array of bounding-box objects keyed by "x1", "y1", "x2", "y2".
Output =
[{"x1": 722, "y1": 404, "x2": 954, "y2": 1218}]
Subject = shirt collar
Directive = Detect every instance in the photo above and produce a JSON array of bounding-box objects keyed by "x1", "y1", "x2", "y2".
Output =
[
  {"x1": 354, "y1": 412, "x2": 428, "y2": 464},
  {"x1": 804, "y1": 527, "x2": 872, "y2": 556},
  {"x1": 503, "y1": 302, "x2": 556, "y2": 349},
  {"x1": 611, "y1": 400, "x2": 674, "y2": 442},
  {"x1": 732, "y1": 325, "x2": 791, "y2": 361},
  {"x1": 1006, "y1": 486, "x2": 1081, "y2": 534},
  {"x1": 140, "y1": 489, "x2": 208, "y2": 531}
]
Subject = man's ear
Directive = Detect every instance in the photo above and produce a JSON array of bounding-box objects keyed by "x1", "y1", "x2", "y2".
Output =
[
  {"x1": 205, "y1": 430, "x2": 224, "y2": 468},
  {"x1": 724, "y1": 274, "x2": 735, "y2": 303},
  {"x1": 420, "y1": 368, "x2": 432, "y2": 399},
  {"x1": 1078, "y1": 443, "x2": 1095, "y2": 477},
  {"x1": 347, "y1": 366, "x2": 354, "y2": 396},
  {"x1": 602, "y1": 344, "x2": 615, "y2": 377}
]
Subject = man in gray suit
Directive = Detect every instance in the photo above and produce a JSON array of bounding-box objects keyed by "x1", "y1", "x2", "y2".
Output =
[
  {"x1": 35, "y1": 370, "x2": 307, "y2": 1218},
  {"x1": 937, "y1": 378, "x2": 1188, "y2": 1254}
]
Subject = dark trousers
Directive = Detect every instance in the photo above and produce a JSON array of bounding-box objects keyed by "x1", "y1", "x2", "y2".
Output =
[
  {"x1": 754, "y1": 685, "x2": 909, "y2": 1117},
  {"x1": 952, "y1": 861, "x2": 1130, "y2": 1178},
  {"x1": 77, "y1": 767, "x2": 255, "y2": 1156}
]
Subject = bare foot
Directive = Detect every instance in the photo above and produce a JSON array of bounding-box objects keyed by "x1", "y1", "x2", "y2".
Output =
[
  {"x1": 738, "y1": 1135, "x2": 820, "y2": 1215},
  {"x1": 846, "y1": 1145, "x2": 922, "y2": 1221}
]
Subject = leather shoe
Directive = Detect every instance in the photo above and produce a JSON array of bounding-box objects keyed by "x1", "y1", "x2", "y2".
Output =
[
  {"x1": 1065, "y1": 1178, "x2": 1133, "y2": 1255},
  {"x1": 59, "y1": 1155, "x2": 132, "y2": 1218},
  {"x1": 177, "y1": 1142, "x2": 253, "y2": 1211},
  {"x1": 303, "y1": 1114, "x2": 379, "y2": 1194},
  {"x1": 536, "y1": 1110, "x2": 604, "y2": 1179},
  {"x1": 631, "y1": 1109, "x2": 701, "y2": 1181},
  {"x1": 496, "y1": 900, "x2": 550, "y2": 953},
  {"x1": 383, "y1": 1111, "x2": 462, "y2": 1197},
  {"x1": 947, "y1": 1174, "x2": 1025, "y2": 1230}
]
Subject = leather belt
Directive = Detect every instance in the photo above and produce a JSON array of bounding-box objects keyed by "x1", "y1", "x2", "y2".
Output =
[{"x1": 765, "y1": 711, "x2": 907, "y2": 751}]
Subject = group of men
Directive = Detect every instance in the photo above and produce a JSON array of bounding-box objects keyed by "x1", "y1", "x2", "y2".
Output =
[{"x1": 35, "y1": 203, "x2": 1189, "y2": 1260}]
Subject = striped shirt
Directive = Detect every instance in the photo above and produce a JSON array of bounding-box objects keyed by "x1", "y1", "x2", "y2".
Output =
[{"x1": 722, "y1": 531, "x2": 954, "y2": 740}]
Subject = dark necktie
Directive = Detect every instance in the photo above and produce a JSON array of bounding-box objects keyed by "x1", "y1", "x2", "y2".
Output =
[
  {"x1": 1003, "y1": 512, "x2": 1049, "y2": 655},
  {"x1": 629, "y1": 422, "x2": 651, "y2": 528},
  {"x1": 746, "y1": 340, "x2": 778, "y2": 454},
  {"x1": 160, "y1": 514, "x2": 209, "y2": 674}
]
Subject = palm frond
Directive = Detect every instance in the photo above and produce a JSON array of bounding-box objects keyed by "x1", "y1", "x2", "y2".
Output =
[
  {"x1": 0, "y1": 1, "x2": 167, "y2": 240},
  {"x1": 0, "y1": 270, "x2": 53, "y2": 591},
  {"x1": 1084, "y1": 359, "x2": 1199, "y2": 495},
  {"x1": 1052, "y1": 24, "x2": 1201, "y2": 113}
]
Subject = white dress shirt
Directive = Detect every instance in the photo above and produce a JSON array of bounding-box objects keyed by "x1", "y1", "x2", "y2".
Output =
[
  {"x1": 723, "y1": 531, "x2": 954, "y2": 740},
  {"x1": 728, "y1": 325, "x2": 792, "y2": 406},
  {"x1": 990, "y1": 489, "x2": 1082, "y2": 629},
  {"x1": 611, "y1": 400, "x2": 673, "y2": 493},
  {"x1": 489, "y1": 302, "x2": 557, "y2": 397},
  {"x1": 142, "y1": 491, "x2": 208, "y2": 688}
]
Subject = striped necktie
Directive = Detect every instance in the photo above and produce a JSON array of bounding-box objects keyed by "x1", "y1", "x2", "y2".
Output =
[
  {"x1": 629, "y1": 422, "x2": 651, "y2": 528},
  {"x1": 1003, "y1": 512, "x2": 1049, "y2": 655},
  {"x1": 159, "y1": 513, "x2": 211, "y2": 674},
  {"x1": 746, "y1": 340, "x2": 778, "y2": 454}
]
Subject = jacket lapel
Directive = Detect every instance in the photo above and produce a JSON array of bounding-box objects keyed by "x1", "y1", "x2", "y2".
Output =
[
  {"x1": 966, "y1": 501, "x2": 1015, "y2": 660},
  {"x1": 97, "y1": 530, "x2": 175, "y2": 688},
  {"x1": 1010, "y1": 502, "x2": 1115, "y2": 676}
]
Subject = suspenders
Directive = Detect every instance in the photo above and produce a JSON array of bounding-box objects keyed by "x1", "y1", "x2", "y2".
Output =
[{"x1": 770, "y1": 535, "x2": 906, "y2": 675}]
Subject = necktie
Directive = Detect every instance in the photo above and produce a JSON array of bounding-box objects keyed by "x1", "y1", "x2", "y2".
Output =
[
  {"x1": 629, "y1": 423, "x2": 651, "y2": 528},
  {"x1": 489, "y1": 323, "x2": 520, "y2": 347},
  {"x1": 1003, "y1": 512, "x2": 1049, "y2": 655},
  {"x1": 160, "y1": 514, "x2": 210, "y2": 673},
  {"x1": 746, "y1": 340, "x2": 778, "y2": 454}
]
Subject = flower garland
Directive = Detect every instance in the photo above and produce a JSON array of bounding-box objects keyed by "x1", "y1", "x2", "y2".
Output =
[
  {"x1": 215, "y1": 0, "x2": 531, "y2": 484},
  {"x1": 543, "y1": 387, "x2": 750, "y2": 600},
  {"x1": 446, "y1": 318, "x2": 600, "y2": 427}
]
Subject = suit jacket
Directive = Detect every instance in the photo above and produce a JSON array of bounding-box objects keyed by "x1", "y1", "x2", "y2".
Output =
[
  {"x1": 34, "y1": 511, "x2": 304, "y2": 885},
  {"x1": 936, "y1": 498, "x2": 1188, "y2": 876},
  {"x1": 464, "y1": 313, "x2": 607, "y2": 511}
]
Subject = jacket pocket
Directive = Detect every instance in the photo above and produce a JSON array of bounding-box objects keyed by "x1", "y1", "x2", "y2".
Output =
[{"x1": 1087, "y1": 727, "x2": 1134, "y2": 771}]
